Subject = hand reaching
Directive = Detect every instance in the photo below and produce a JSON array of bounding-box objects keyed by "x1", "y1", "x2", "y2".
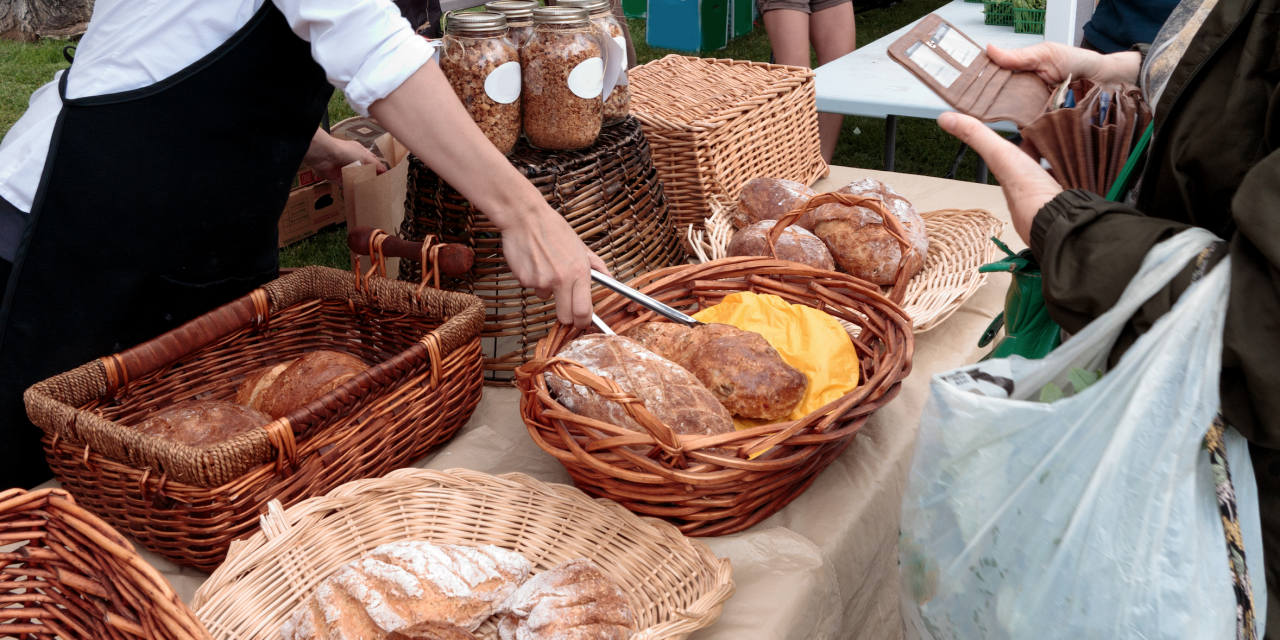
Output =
[
  {"x1": 303, "y1": 128, "x2": 386, "y2": 187},
  {"x1": 501, "y1": 207, "x2": 611, "y2": 329},
  {"x1": 986, "y1": 42, "x2": 1141, "y2": 88}
]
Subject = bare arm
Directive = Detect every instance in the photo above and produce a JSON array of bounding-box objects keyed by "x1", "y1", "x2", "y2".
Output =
[
  {"x1": 304, "y1": 127, "x2": 385, "y2": 187},
  {"x1": 368, "y1": 61, "x2": 608, "y2": 328}
]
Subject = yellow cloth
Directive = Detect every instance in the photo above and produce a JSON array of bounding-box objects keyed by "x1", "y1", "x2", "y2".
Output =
[{"x1": 692, "y1": 292, "x2": 860, "y2": 430}]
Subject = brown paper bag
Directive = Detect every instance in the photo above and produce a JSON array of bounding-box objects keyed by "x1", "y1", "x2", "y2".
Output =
[{"x1": 341, "y1": 132, "x2": 410, "y2": 275}]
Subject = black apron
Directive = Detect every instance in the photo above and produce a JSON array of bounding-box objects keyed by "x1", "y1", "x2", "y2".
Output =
[{"x1": 0, "y1": 3, "x2": 333, "y2": 489}]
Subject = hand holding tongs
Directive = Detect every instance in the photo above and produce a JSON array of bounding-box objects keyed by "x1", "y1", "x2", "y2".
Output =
[{"x1": 589, "y1": 270, "x2": 703, "y2": 335}]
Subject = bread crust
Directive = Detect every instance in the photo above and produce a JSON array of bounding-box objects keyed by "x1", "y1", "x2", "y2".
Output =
[
  {"x1": 727, "y1": 220, "x2": 835, "y2": 271},
  {"x1": 733, "y1": 177, "x2": 818, "y2": 231},
  {"x1": 135, "y1": 400, "x2": 271, "y2": 448},
  {"x1": 238, "y1": 350, "x2": 369, "y2": 418},
  {"x1": 497, "y1": 559, "x2": 637, "y2": 640},
  {"x1": 812, "y1": 178, "x2": 929, "y2": 285}
]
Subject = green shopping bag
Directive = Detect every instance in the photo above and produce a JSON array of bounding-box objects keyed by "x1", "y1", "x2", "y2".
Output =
[{"x1": 978, "y1": 238, "x2": 1061, "y2": 360}]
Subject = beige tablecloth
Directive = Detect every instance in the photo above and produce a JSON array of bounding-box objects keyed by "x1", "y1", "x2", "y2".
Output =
[{"x1": 114, "y1": 167, "x2": 1025, "y2": 640}]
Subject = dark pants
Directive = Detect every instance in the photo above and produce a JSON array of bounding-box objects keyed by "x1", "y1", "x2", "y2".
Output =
[{"x1": 1250, "y1": 443, "x2": 1280, "y2": 638}]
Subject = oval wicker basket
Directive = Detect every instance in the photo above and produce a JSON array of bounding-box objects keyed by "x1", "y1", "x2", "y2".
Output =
[
  {"x1": 191, "y1": 468, "x2": 734, "y2": 640},
  {"x1": 0, "y1": 487, "x2": 211, "y2": 640},
  {"x1": 686, "y1": 194, "x2": 1004, "y2": 333},
  {"x1": 515, "y1": 193, "x2": 916, "y2": 536}
]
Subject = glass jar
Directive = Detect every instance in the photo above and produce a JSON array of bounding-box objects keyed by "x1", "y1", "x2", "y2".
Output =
[
  {"x1": 521, "y1": 7, "x2": 603, "y2": 150},
  {"x1": 557, "y1": 0, "x2": 629, "y2": 126},
  {"x1": 484, "y1": 0, "x2": 537, "y2": 49},
  {"x1": 440, "y1": 12, "x2": 522, "y2": 155}
]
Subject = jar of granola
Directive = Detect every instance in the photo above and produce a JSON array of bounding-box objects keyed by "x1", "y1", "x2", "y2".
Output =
[
  {"x1": 557, "y1": 0, "x2": 629, "y2": 126},
  {"x1": 439, "y1": 11, "x2": 522, "y2": 155},
  {"x1": 484, "y1": 0, "x2": 537, "y2": 49},
  {"x1": 521, "y1": 7, "x2": 603, "y2": 150}
]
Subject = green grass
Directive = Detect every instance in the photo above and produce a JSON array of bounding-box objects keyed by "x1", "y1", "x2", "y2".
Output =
[{"x1": 0, "y1": 39, "x2": 70, "y2": 137}]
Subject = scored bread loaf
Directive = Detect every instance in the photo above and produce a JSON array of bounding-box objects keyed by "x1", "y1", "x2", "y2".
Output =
[
  {"x1": 811, "y1": 178, "x2": 929, "y2": 285},
  {"x1": 733, "y1": 177, "x2": 818, "y2": 231},
  {"x1": 237, "y1": 350, "x2": 369, "y2": 418},
  {"x1": 135, "y1": 400, "x2": 272, "y2": 447},
  {"x1": 497, "y1": 558, "x2": 637, "y2": 640},
  {"x1": 727, "y1": 220, "x2": 835, "y2": 271},
  {"x1": 279, "y1": 542, "x2": 532, "y2": 640},
  {"x1": 624, "y1": 322, "x2": 807, "y2": 421},
  {"x1": 547, "y1": 334, "x2": 733, "y2": 440},
  {"x1": 388, "y1": 622, "x2": 477, "y2": 640}
]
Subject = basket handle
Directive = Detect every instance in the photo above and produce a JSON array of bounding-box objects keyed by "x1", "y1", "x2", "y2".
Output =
[
  {"x1": 767, "y1": 192, "x2": 916, "y2": 305},
  {"x1": 347, "y1": 226, "x2": 475, "y2": 279}
]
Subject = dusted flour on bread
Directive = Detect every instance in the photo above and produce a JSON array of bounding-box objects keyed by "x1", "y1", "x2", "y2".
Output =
[
  {"x1": 498, "y1": 558, "x2": 637, "y2": 640},
  {"x1": 812, "y1": 178, "x2": 929, "y2": 285}
]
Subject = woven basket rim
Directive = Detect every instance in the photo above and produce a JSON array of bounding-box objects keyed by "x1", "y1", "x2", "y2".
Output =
[
  {"x1": 630, "y1": 55, "x2": 817, "y2": 131},
  {"x1": 191, "y1": 468, "x2": 734, "y2": 640}
]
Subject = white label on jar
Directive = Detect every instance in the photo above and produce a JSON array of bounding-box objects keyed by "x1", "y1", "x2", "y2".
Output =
[
  {"x1": 567, "y1": 57, "x2": 604, "y2": 100},
  {"x1": 484, "y1": 61, "x2": 522, "y2": 104},
  {"x1": 612, "y1": 36, "x2": 627, "y2": 69}
]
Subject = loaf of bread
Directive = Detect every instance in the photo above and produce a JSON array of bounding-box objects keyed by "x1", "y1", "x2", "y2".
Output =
[
  {"x1": 279, "y1": 541, "x2": 532, "y2": 640},
  {"x1": 623, "y1": 322, "x2": 807, "y2": 421},
  {"x1": 727, "y1": 220, "x2": 835, "y2": 271},
  {"x1": 237, "y1": 350, "x2": 369, "y2": 418},
  {"x1": 388, "y1": 622, "x2": 477, "y2": 640},
  {"x1": 811, "y1": 178, "x2": 929, "y2": 285},
  {"x1": 733, "y1": 177, "x2": 818, "y2": 231},
  {"x1": 497, "y1": 559, "x2": 637, "y2": 640},
  {"x1": 547, "y1": 335, "x2": 733, "y2": 440},
  {"x1": 135, "y1": 400, "x2": 271, "y2": 447}
]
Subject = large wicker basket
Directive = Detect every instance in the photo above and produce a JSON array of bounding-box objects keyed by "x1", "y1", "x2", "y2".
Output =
[
  {"x1": 516, "y1": 193, "x2": 915, "y2": 536},
  {"x1": 401, "y1": 117, "x2": 684, "y2": 382},
  {"x1": 629, "y1": 55, "x2": 830, "y2": 228},
  {"x1": 0, "y1": 487, "x2": 211, "y2": 639},
  {"x1": 24, "y1": 265, "x2": 486, "y2": 571},
  {"x1": 191, "y1": 468, "x2": 734, "y2": 640}
]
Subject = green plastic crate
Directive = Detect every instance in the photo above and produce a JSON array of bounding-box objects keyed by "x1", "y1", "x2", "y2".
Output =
[
  {"x1": 1014, "y1": 7, "x2": 1045, "y2": 33},
  {"x1": 964, "y1": 0, "x2": 983, "y2": 4},
  {"x1": 983, "y1": 1, "x2": 1014, "y2": 26},
  {"x1": 623, "y1": 0, "x2": 646, "y2": 19}
]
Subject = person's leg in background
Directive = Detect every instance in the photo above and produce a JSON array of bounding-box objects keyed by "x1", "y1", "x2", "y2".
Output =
[{"x1": 1249, "y1": 443, "x2": 1280, "y2": 639}]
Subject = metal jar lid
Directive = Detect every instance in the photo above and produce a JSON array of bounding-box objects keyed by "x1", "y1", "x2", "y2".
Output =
[
  {"x1": 484, "y1": 0, "x2": 536, "y2": 20},
  {"x1": 532, "y1": 6, "x2": 591, "y2": 25},
  {"x1": 446, "y1": 11, "x2": 508, "y2": 34},
  {"x1": 555, "y1": 0, "x2": 611, "y2": 16}
]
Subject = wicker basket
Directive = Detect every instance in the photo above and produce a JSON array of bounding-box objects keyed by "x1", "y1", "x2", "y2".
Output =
[
  {"x1": 686, "y1": 195, "x2": 1005, "y2": 333},
  {"x1": 0, "y1": 487, "x2": 211, "y2": 640},
  {"x1": 401, "y1": 117, "x2": 685, "y2": 382},
  {"x1": 25, "y1": 265, "x2": 486, "y2": 571},
  {"x1": 628, "y1": 55, "x2": 829, "y2": 228},
  {"x1": 516, "y1": 193, "x2": 915, "y2": 536},
  {"x1": 191, "y1": 468, "x2": 734, "y2": 640}
]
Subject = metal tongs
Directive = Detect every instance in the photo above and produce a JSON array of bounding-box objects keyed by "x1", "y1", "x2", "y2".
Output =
[{"x1": 589, "y1": 269, "x2": 704, "y2": 336}]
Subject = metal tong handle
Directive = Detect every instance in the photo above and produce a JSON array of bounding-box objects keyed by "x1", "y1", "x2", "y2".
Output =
[{"x1": 591, "y1": 269, "x2": 702, "y2": 327}]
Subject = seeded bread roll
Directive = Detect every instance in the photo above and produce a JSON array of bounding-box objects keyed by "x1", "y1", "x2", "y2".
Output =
[
  {"x1": 727, "y1": 220, "x2": 835, "y2": 271},
  {"x1": 135, "y1": 400, "x2": 271, "y2": 447},
  {"x1": 236, "y1": 350, "x2": 369, "y2": 418},
  {"x1": 812, "y1": 178, "x2": 929, "y2": 285},
  {"x1": 497, "y1": 558, "x2": 638, "y2": 640},
  {"x1": 548, "y1": 334, "x2": 733, "y2": 440},
  {"x1": 733, "y1": 177, "x2": 818, "y2": 231}
]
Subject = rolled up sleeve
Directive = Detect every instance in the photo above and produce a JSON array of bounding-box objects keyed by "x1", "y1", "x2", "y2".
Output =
[{"x1": 273, "y1": 0, "x2": 438, "y2": 115}]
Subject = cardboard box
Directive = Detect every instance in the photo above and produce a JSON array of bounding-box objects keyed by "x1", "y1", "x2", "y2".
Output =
[
  {"x1": 291, "y1": 160, "x2": 323, "y2": 190},
  {"x1": 279, "y1": 180, "x2": 345, "y2": 248}
]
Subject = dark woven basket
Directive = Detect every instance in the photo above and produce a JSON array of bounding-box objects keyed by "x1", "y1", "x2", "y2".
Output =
[{"x1": 400, "y1": 117, "x2": 685, "y2": 383}]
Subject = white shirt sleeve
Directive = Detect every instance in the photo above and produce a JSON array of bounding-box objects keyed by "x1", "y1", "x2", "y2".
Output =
[{"x1": 272, "y1": 0, "x2": 438, "y2": 116}]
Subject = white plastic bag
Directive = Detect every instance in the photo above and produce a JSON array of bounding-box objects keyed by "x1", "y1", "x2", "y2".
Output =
[{"x1": 899, "y1": 228, "x2": 1265, "y2": 640}]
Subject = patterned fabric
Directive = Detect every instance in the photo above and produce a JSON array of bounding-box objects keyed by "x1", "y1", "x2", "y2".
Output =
[
  {"x1": 1206, "y1": 415, "x2": 1258, "y2": 640},
  {"x1": 1140, "y1": 0, "x2": 1219, "y2": 108}
]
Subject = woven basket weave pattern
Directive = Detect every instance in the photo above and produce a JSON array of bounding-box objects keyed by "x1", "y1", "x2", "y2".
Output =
[
  {"x1": 0, "y1": 488, "x2": 211, "y2": 639},
  {"x1": 629, "y1": 55, "x2": 830, "y2": 228},
  {"x1": 401, "y1": 117, "x2": 684, "y2": 381},
  {"x1": 191, "y1": 468, "x2": 733, "y2": 640},
  {"x1": 25, "y1": 266, "x2": 486, "y2": 571}
]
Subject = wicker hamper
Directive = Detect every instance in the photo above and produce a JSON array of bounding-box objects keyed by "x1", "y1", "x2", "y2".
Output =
[
  {"x1": 628, "y1": 55, "x2": 830, "y2": 228},
  {"x1": 400, "y1": 117, "x2": 684, "y2": 382},
  {"x1": 516, "y1": 193, "x2": 915, "y2": 536},
  {"x1": 25, "y1": 262, "x2": 486, "y2": 571},
  {"x1": 191, "y1": 468, "x2": 734, "y2": 640},
  {"x1": 0, "y1": 487, "x2": 210, "y2": 640}
]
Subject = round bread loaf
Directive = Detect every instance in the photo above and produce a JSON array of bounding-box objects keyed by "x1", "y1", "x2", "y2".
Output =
[
  {"x1": 497, "y1": 558, "x2": 638, "y2": 640},
  {"x1": 727, "y1": 220, "x2": 835, "y2": 271},
  {"x1": 236, "y1": 350, "x2": 369, "y2": 419},
  {"x1": 389, "y1": 622, "x2": 477, "y2": 640},
  {"x1": 811, "y1": 178, "x2": 929, "y2": 285},
  {"x1": 134, "y1": 400, "x2": 271, "y2": 448},
  {"x1": 733, "y1": 177, "x2": 818, "y2": 231}
]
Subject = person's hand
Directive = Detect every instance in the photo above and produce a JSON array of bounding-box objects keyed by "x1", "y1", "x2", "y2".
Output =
[
  {"x1": 500, "y1": 206, "x2": 611, "y2": 329},
  {"x1": 939, "y1": 112, "x2": 1062, "y2": 243},
  {"x1": 303, "y1": 128, "x2": 386, "y2": 187},
  {"x1": 986, "y1": 42, "x2": 1141, "y2": 88}
]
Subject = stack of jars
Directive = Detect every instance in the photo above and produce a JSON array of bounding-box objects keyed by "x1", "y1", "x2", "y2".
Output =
[{"x1": 438, "y1": 2, "x2": 630, "y2": 153}]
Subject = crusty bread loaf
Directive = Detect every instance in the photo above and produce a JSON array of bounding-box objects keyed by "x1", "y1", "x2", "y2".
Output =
[
  {"x1": 547, "y1": 335, "x2": 733, "y2": 440},
  {"x1": 734, "y1": 177, "x2": 818, "y2": 231},
  {"x1": 623, "y1": 323, "x2": 807, "y2": 421},
  {"x1": 135, "y1": 400, "x2": 271, "y2": 447},
  {"x1": 727, "y1": 220, "x2": 835, "y2": 271},
  {"x1": 497, "y1": 559, "x2": 637, "y2": 640},
  {"x1": 279, "y1": 542, "x2": 532, "y2": 640},
  {"x1": 388, "y1": 622, "x2": 477, "y2": 640},
  {"x1": 811, "y1": 178, "x2": 929, "y2": 285},
  {"x1": 237, "y1": 350, "x2": 369, "y2": 419}
]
